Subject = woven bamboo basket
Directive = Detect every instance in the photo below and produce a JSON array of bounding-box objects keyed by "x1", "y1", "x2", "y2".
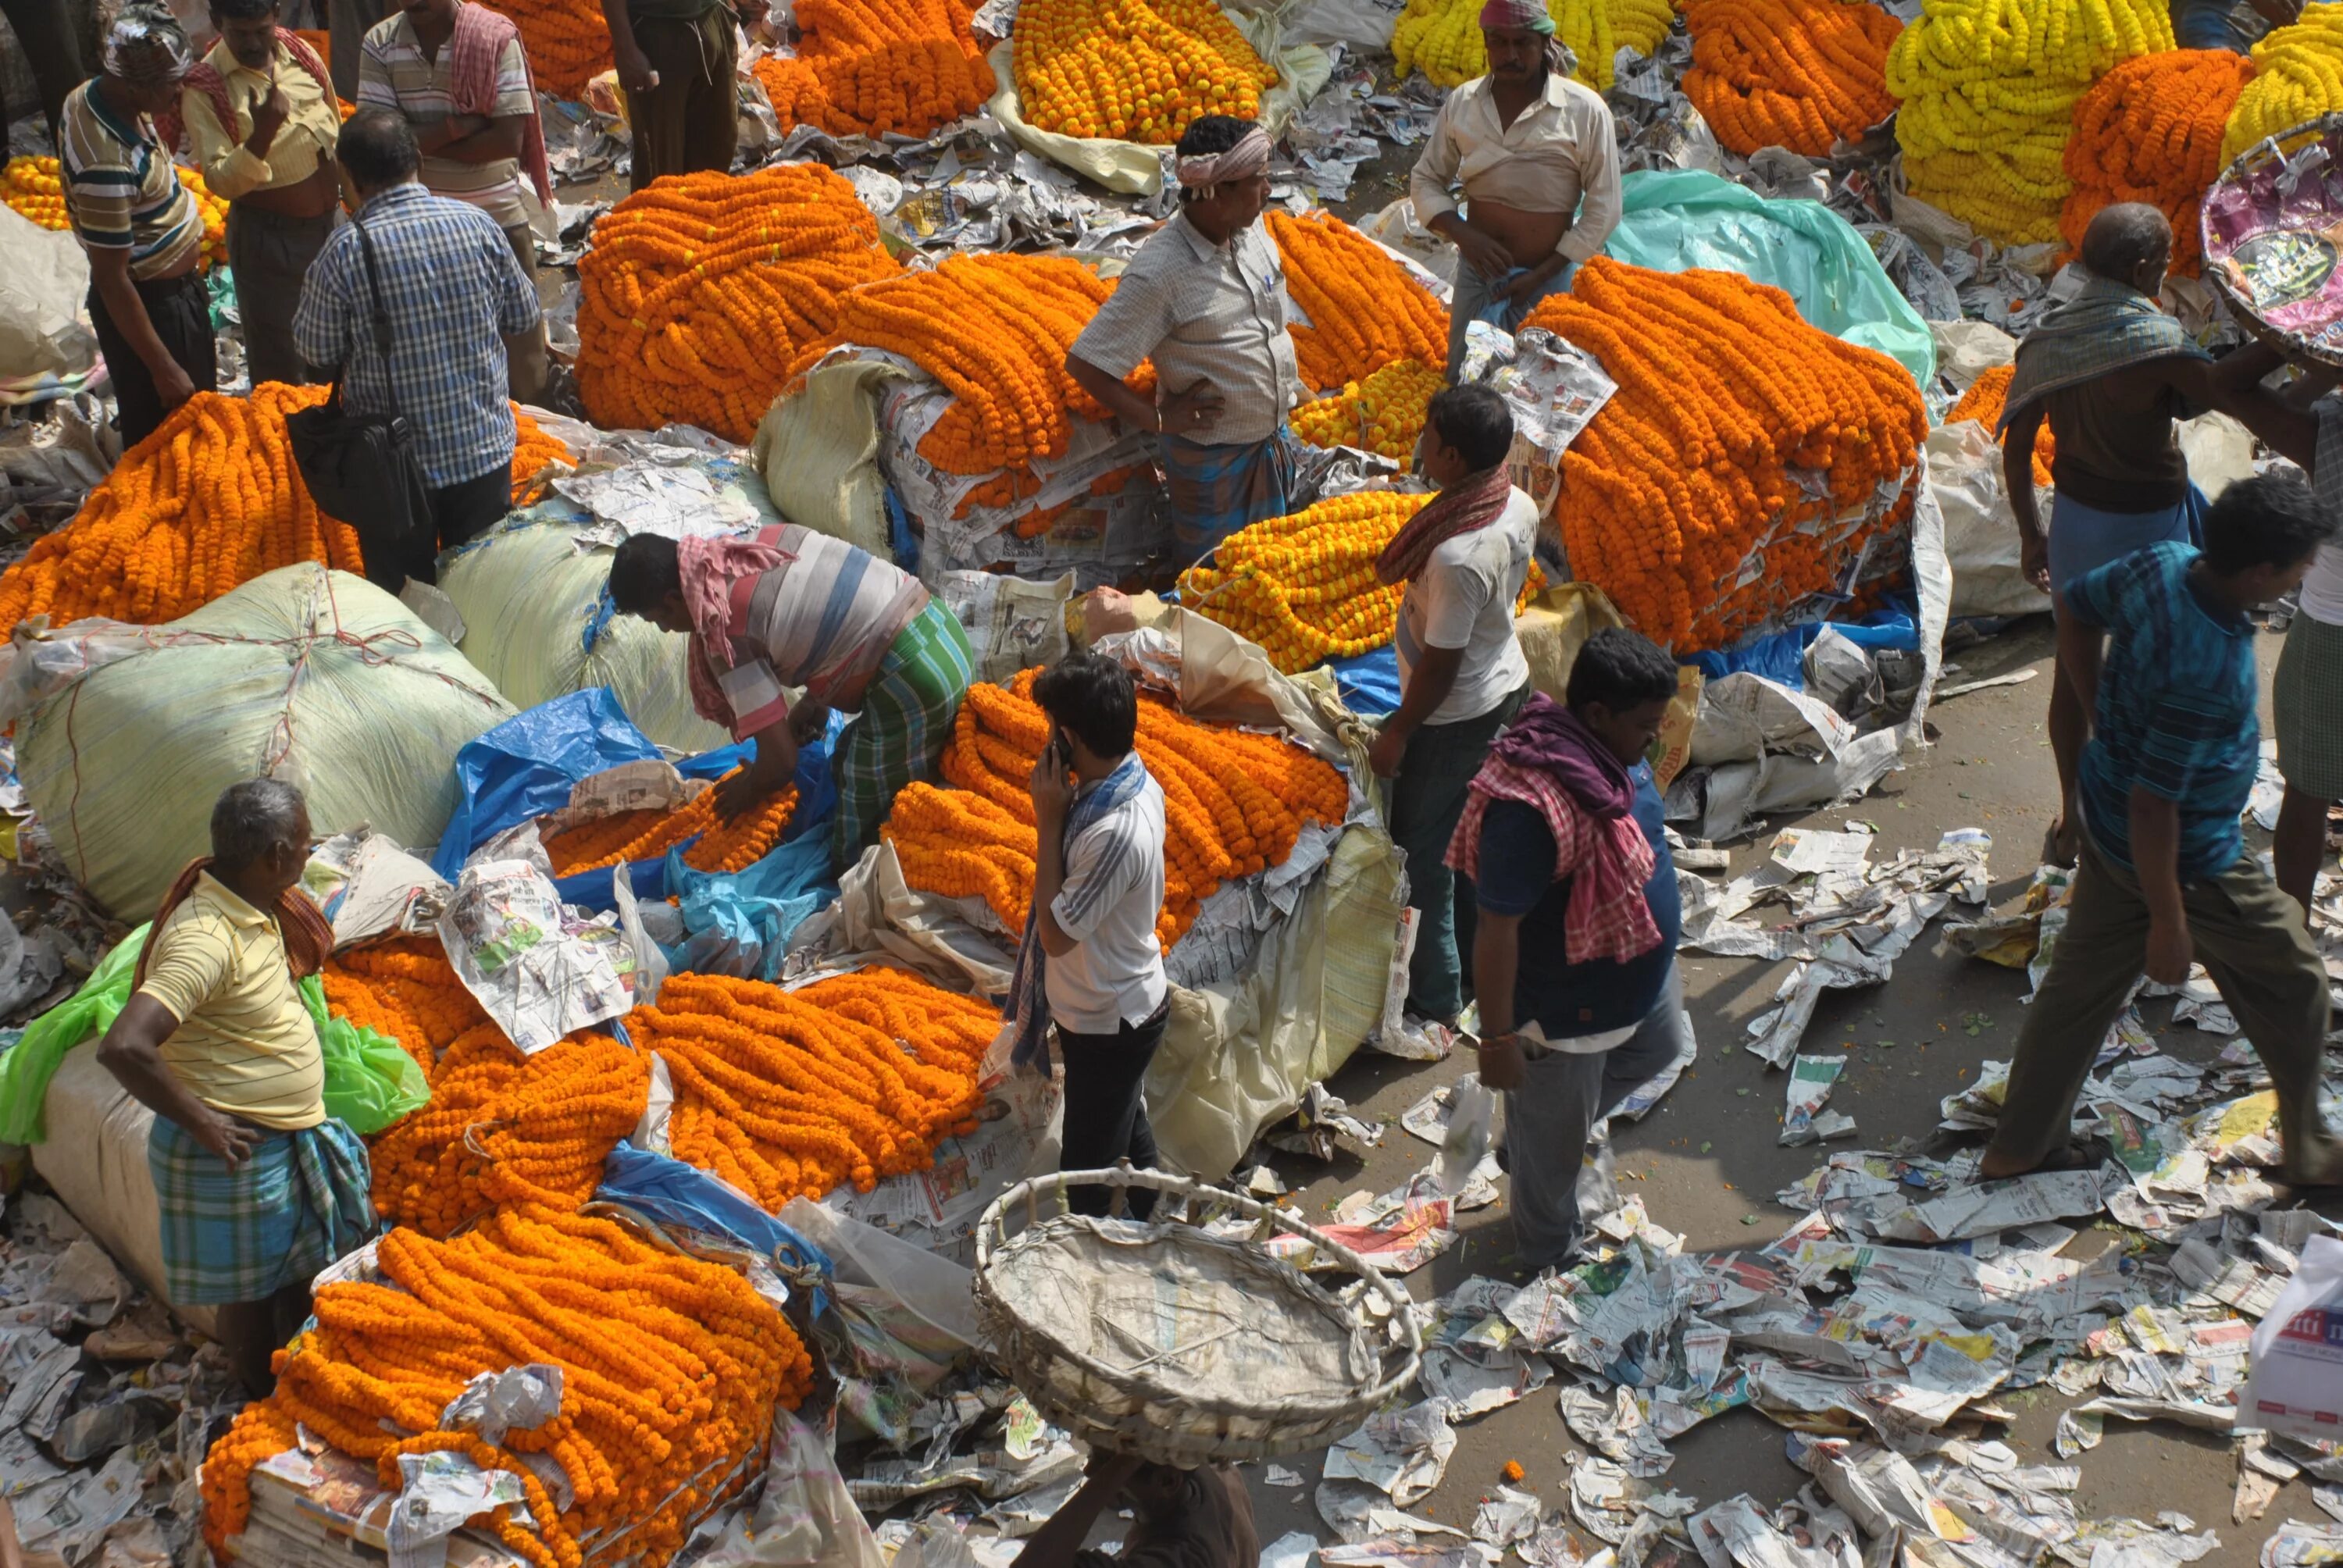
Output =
[
  {"x1": 972, "y1": 1164, "x2": 1422, "y2": 1467},
  {"x1": 2205, "y1": 115, "x2": 2343, "y2": 369}
]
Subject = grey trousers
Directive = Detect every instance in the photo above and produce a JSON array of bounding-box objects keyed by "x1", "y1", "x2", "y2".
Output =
[
  {"x1": 1503, "y1": 967, "x2": 1689, "y2": 1274},
  {"x1": 226, "y1": 203, "x2": 339, "y2": 388}
]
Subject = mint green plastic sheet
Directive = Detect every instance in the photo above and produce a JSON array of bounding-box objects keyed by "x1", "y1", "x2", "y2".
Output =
[
  {"x1": 1601, "y1": 169, "x2": 1936, "y2": 389},
  {"x1": 0, "y1": 924, "x2": 429, "y2": 1144}
]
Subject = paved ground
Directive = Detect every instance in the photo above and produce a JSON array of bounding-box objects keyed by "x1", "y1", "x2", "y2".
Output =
[{"x1": 1232, "y1": 616, "x2": 2306, "y2": 1559}]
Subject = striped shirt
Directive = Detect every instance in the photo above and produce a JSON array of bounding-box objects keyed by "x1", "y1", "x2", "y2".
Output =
[
  {"x1": 292, "y1": 181, "x2": 540, "y2": 486},
  {"x1": 357, "y1": 9, "x2": 533, "y2": 228},
  {"x1": 134, "y1": 873, "x2": 326, "y2": 1131},
  {"x1": 1046, "y1": 755, "x2": 1168, "y2": 1034},
  {"x1": 1072, "y1": 212, "x2": 1300, "y2": 445},
  {"x1": 58, "y1": 79, "x2": 204, "y2": 280},
  {"x1": 711, "y1": 525, "x2": 931, "y2": 737},
  {"x1": 2066, "y1": 540, "x2": 2259, "y2": 882}
]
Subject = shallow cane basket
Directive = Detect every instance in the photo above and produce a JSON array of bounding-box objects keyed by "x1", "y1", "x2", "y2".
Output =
[
  {"x1": 2205, "y1": 115, "x2": 2343, "y2": 369},
  {"x1": 972, "y1": 1165, "x2": 1422, "y2": 1467}
]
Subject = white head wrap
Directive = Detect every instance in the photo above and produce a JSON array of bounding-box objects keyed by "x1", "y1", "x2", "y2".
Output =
[
  {"x1": 102, "y1": 12, "x2": 194, "y2": 87},
  {"x1": 1175, "y1": 126, "x2": 1271, "y2": 199}
]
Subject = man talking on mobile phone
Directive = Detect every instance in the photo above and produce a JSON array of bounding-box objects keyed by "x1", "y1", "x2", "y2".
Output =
[{"x1": 1008, "y1": 653, "x2": 1172, "y2": 1221}]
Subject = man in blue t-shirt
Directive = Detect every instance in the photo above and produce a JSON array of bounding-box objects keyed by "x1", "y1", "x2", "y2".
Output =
[
  {"x1": 1456, "y1": 628, "x2": 1690, "y2": 1272},
  {"x1": 1983, "y1": 474, "x2": 2343, "y2": 1185}
]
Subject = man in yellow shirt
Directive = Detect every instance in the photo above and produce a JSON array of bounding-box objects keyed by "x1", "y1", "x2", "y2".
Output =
[
  {"x1": 180, "y1": 0, "x2": 347, "y2": 388},
  {"x1": 95, "y1": 779, "x2": 375, "y2": 1396}
]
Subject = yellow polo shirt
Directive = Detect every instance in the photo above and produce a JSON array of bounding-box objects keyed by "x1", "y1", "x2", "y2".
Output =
[{"x1": 134, "y1": 873, "x2": 326, "y2": 1131}]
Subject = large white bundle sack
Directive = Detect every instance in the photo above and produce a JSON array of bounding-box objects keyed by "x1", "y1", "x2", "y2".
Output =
[
  {"x1": 10, "y1": 563, "x2": 515, "y2": 918},
  {"x1": 439, "y1": 519, "x2": 730, "y2": 754}
]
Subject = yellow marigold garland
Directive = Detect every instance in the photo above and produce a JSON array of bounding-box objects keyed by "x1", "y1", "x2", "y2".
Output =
[
  {"x1": 1682, "y1": 0, "x2": 1899, "y2": 158},
  {"x1": 1290, "y1": 358, "x2": 1446, "y2": 468},
  {"x1": 2223, "y1": 5, "x2": 2343, "y2": 165},
  {"x1": 1392, "y1": 0, "x2": 1676, "y2": 91},
  {"x1": 5, "y1": 157, "x2": 227, "y2": 268},
  {"x1": 2062, "y1": 51, "x2": 2252, "y2": 276},
  {"x1": 1267, "y1": 211, "x2": 1450, "y2": 394},
  {"x1": 575, "y1": 166, "x2": 901, "y2": 443},
  {"x1": 540, "y1": 772, "x2": 800, "y2": 876},
  {"x1": 476, "y1": 0, "x2": 612, "y2": 98},
  {"x1": 751, "y1": 0, "x2": 996, "y2": 138},
  {"x1": 1945, "y1": 363, "x2": 2056, "y2": 485},
  {"x1": 1013, "y1": 0, "x2": 1278, "y2": 142},
  {"x1": 1521, "y1": 258, "x2": 1926, "y2": 651}
]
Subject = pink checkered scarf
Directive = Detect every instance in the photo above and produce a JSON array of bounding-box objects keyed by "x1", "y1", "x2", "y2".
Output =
[
  {"x1": 448, "y1": 1, "x2": 551, "y2": 205},
  {"x1": 1446, "y1": 755, "x2": 1661, "y2": 965}
]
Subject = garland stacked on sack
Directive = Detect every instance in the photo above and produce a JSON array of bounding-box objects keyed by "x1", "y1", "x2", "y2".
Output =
[
  {"x1": 1946, "y1": 364, "x2": 2056, "y2": 485},
  {"x1": 576, "y1": 166, "x2": 901, "y2": 442},
  {"x1": 1290, "y1": 359, "x2": 1446, "y2": 466},
  {"x1": 1013, "y1": 0, "x2": 1279, "y2": 141},
  {"x1": 1681, "y1": 0, "x2": 1900, "y2": 157},
  {"x1": 2223, "y1": 5, "x2": 2343, "y2": 164},
  {"x1": 1393, "y1": 0, "x2": 1676, "y2": 91},
  {"x1": 2063, "y1": 51, "x2": 2252, "y2": 275},
  {"x1": 1520, "y1": 258, "x2": 1926, "y2": 650},
  {"x1": 477, "y1": 0, "x2": 612, "y2": 97},
  {"x1": 0, "y1": 387, "x2": 572, "y2": 636},
  {"x1": 541, "y1": 772, "x2": 801, "y2": 876},
  {"x1": 1181, "y1": 490, "x2": 1546, "y2": 672},
  {"x1": 1886, "y1": 0, "x2": 2174, "y2": 244},
  {"x1": 884, "y1": 669, "x2": 1349, "y2": 945},
  {"x1": 752, "y1": 0, "x2": 996, "y2": 138},
  {"x1": 1267, "y1": 211, "x2": 1450, "y2": 394},
  {"x1": 201, "y1": 1204, "x2": 814, "y2": 1568}
]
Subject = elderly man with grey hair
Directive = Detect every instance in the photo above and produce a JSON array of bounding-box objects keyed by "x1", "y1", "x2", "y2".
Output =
[{"x1": 96, "y1": 779, "x2": 376, "y2": 1396}]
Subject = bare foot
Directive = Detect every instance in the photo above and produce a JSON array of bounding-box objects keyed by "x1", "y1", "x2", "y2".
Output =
[
  {"x1": 2042, "y1": 818, "x2": 2078, "y2": 870},
  {"x1": 2283, "y1": 1137, "x2": 2343, "y2": 1188},
  {"x1": 1979, "y1": 1135, "x2": 2109, "y2": 1181}
]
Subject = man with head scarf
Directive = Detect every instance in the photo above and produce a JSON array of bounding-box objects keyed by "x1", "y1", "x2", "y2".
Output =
[
  {"x1": 1066, "y1": 114, "x2": 1309, "y2": 564},
  {"x1": 58, "y1": 12, "x2": 219, "y2": 447},
  {"x1": 1409, "y1": 0, "x2": 1621, "y2": 381}
]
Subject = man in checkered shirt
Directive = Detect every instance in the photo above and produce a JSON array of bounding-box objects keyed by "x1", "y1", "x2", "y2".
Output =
[{"x1": 293, "y1": 108, "x2": 540, "y2": 591}]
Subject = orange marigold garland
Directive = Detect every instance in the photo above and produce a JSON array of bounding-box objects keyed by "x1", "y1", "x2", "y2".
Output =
[
  {"x1": 575, "y1": 166, "x2": 902, "y2": 442},
  {"x1": 1267, "y1": 211, "x2": 1450, "y2": 394},
  {"x1": 1946, "y1": 363, "x2": 2056, "y2": 486},
  {"x1": 1014, "y1": 0, "x2": 1278, "y2": 142},
  {"x1": 626, "y1": 968, "x2": 995, "y2": 1207},
  {"x1": 1521, "y1": 258, "x2": 1927, "y2": 651},
  {"x1": 0, "y1": 389, "x2": 570, "y2": 636},
  {"x1": 326, "y1": 937, "x2": 489, "y2": 1063},
  {"x1": 751, "y1": 0, "x2": 996, "y2": 138},
  {"x1": 2059, "y1": 50, "x2": 2253, "y2": 277},
  {"x1": 201, "y1": 1203, "x2": 812, "y2": 1568},
  {"x1": 1682, "y1": 0, "x2": 1900, "y2": 158},
  {"x1": 476, "y1": 0, "x2": 612, "y2": 98},
  {"x1": 540, "y1": 772, "x2": 800, "y2": 876},
  {"x1": 886, "y1": 670, "x2": 1350, "y2": 944}
]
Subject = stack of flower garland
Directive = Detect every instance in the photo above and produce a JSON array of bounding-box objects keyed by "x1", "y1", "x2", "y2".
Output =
[
  {"x1": 1392, "y1": 0, "x2": 1675, "y2": 91},
  {"x1": 1013, "y1": 0, "x2": 1279, "y2": 141},
  {"x1": 177, "y1": 166, "x2": 230, "y2": 269},
  {"x1": 477, "y1": 0, "x2": 611, "y2": 97},
  {"x1": 0, "y1": 387, "x2": 570, "y2": 636},
  {"x1": 541, "y1": 774, "x2": 801, "y2": 876},
  {"x1": 2, "y1": 155, "x2": 64, "y2": 230},
  {"x1": 1267, "y1": 211, "x2": 1450, "y2": 394},
  {"x1": 1290, "y1": 358, "x2": 1445, "y2": 466},
  {"x1": 575, "y1": 166, "x2": 900, "y2": 442},
  {"x1": 201, "y1": 1204, "x2": 813, "y2": 1568},
  {"x1": 2223, "y1": 5, "x2": 2343, "y2": 164},
  {"x1": 1946, "y1": 363, "x2": 2056, "y2": 485},
  {"x1": 884, "y1": 670, "x2": 1350, "y2": 945},
  {"x1": 628, "y1": 968, "x2": 997, "y2": 1208},
  {"x1": 1521, "y1": 258, "x2": 1927, "y2": 650},
  {"x1": 1181, "y1": 490, "x2": 1546, "y2": 672},
  {"x1": 751, "y1": 0, "x2": 995, "y2": 138},
  {"x1": 322, "y1": 937, "x2": 487, "y2": 1069},
  {"x1": 1886, "y1": 0, "x2": 2174, "y2": 244},
  {"x1": 2061, "y1": 52, "x2": 2252, "y2": 276},
  {"x1": 1681, "y1": 0, "x2": 1900, "y2": 157}
]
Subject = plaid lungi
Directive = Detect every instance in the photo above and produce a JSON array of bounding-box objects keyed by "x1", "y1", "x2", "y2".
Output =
[
  {"x1": 1162, "y1": 428, "x2": 1304, "y2": 563},
  {"x1": 833, "y1": 599, "x2": 975, "y2": 870},
  {"x1": 148, "y1": 1114, "x2": 377, "y2": 1306},
  {"x1": 2277, "y1": 611, "x2": 2343, "y2": 802}
]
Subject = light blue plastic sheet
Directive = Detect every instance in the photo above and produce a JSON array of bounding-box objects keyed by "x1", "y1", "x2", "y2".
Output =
[{"x1": 597, "y1": 1142, "x2": 833, "y2": 1317}]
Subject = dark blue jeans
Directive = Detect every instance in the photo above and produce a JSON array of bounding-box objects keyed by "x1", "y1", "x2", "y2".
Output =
[{"x1": 1055, "y1": 1000, "x2": 1170, "y2": 1220}]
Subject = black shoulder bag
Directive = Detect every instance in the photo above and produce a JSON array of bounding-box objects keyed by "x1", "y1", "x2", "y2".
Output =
[{"x1": 286, "y1": 211, "x2": 436, "y2": 593}]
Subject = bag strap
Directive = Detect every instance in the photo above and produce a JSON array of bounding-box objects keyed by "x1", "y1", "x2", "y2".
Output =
[{"x1": 323, "y1": 209, "x2": 402, "y2": 423}]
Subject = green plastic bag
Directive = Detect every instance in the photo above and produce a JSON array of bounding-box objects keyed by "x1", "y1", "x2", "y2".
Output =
[
  {"x1": 0, "y1": 924, "x2": 430, "y2": 1144},
  {"x1": 1603, "y1": 169, "x2": 1938, "y2": 389}
]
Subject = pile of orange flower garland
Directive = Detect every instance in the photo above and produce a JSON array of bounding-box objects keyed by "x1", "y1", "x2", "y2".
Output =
[
  {"x1": 751, "y1": 0, "x2": 995, "y2": 138},
  {"x1": 1267, "y1": 211, "x2": 1450, "y2": 394},
  {"x1": 1521, "y1": 258, "x2": 1926, "y2": 650},
  {"x1": 885, "y1": 670, "x2": 1349, "y2": 945},
  {"x1": 576, "y1": 166, "x2": 900, "y2": 442},
  {"x1": 201, "y1": 1204, "x2": 811, "y2": 1568},
  {"x1": 627, "y1": 968, "x2": 995, "y2": 1208},
  {"x1": 1013, "y1": 0, "x2": 1278, "y2": 142},
  {"x1": 2, "y1": 155, "x2": 65, "y2": 231},
  {"x1": 477, "y1": 0, "x2": 611, "y2": 98},
  {"x1": 2060, "y1": 50, "x2": 2253, "y2": 277},
  {"x1": 1681, "y1": 0, "x2": 1899, "y2": 158},
  {"x1": 0, "y1": 388, "x2": 569, "y2": 636},
  {"x1": 783, "y1": 251, "x2": 1154, "y2": 475},
  {"x1": 322, "y1": 937, "x2": 487, "y2": 1069},
  {"x1": 1947, "y1": 364, "x2": 2056, "y2": 487},
  {"x1": 542, "y1": 775, "x2": 801, "y2": 876}
]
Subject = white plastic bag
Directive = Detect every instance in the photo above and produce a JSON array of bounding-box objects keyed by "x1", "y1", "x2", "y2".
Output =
[
  {"x1": 2241, "y1": 1234, "x2": 2343, "y2": 1441},
  {"x1": 1436, "y1": 1074, "x2": 1493, "y2": 1196}
]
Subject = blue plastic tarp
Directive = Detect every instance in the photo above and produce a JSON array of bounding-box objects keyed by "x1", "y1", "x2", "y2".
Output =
[
  {"x1": 597, "y1": 1142, "x2": 833, "y2": 1316},
  {"x1": 1603, "y1": 170, "x2": 1936, "y2": 389},
  {"x1": 431, "y1": 690, "x2": 663, "y2": 879},
  {"x1": 1683, "y1": 602, "x2": 1921, "y2": 691},
  {"x1": 654, "y1": 829, "x2": 837, "y2": 982},
  {"x1": 1331, "y1": 645, "x2": 1403, "y2": 718}
]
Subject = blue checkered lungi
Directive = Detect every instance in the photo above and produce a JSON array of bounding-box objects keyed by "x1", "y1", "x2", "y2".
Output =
[{"x1": 148, "y1": 1114, "x2": 377, "y2": 1306}]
